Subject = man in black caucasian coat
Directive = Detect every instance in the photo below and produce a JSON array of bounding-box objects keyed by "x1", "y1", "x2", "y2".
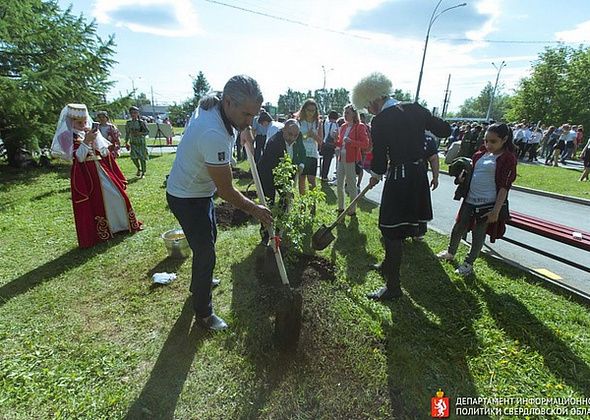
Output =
[{"x1": 352, "y1": 72, "x2": 451, "y2": 301}]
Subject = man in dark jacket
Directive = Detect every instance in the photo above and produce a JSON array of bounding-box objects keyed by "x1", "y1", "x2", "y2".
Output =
[
  {"x1": 352, "y1": 72, "x2": 451, "y2": 301},
  {"x1": 256, "y1": 119, "x2": 306, "y2": 244}
]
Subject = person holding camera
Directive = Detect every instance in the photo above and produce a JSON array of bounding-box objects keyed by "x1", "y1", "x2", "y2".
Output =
[
  {"x1": 51, "y1": 104, "x2": 142, "y2": 248},
  {"x1": 125, "y1": 106, "x2": 149, "y2": 178},
  {"x1": 437, "y1": 123, "x2": 517, "y2": 276}
]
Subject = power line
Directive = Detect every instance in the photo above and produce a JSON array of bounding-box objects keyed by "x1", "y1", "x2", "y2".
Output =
[
  {"x1": 203, "y1": 0, "x2": 370, "y2": 40},
  {"x1": 435, "y1": 37, "x2": 590, "y2": 45}
]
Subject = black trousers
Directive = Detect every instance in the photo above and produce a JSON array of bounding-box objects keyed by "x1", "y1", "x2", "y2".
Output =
[
  {"x1": 320, "y1": 147, "x2": 335, "y2": 179},
  {"x1": 382, "y1": 236, "x2": 402, "y2": 292},
  {"x1": 166, "y1": 193, "x2": 217, "y2": 318}
]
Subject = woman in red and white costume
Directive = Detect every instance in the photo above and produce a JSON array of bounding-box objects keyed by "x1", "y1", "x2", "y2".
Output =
[{"x1": 51, "y1": 103, "x2": 142, "y2": 248}]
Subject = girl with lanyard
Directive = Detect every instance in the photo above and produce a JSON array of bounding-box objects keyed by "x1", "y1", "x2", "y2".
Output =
[{"x1": 296, "y1": 99, "x2": 323, "y2": 195}]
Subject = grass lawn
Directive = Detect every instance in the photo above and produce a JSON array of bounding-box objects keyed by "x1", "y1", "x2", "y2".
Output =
[
  {"x1": 440, "y1": 156, "x2": 590, "y2": 200},
  {"x1": 2, "y1": 155, "x2": 590, "y2": 419}
]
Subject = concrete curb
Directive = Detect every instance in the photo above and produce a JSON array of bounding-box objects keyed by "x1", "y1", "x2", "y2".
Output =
[{"x1": 439, "y1": 169, "x2": 590, "y2": 207}]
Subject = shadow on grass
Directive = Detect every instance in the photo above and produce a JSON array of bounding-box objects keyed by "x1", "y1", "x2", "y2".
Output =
[
  {"x1": 330, "y1": 217, "x2": 376, "y2": 283},
  {"x1": 358, "y1": 196, "x2": 379, "y2": 213},
  {"x1": 320, "y1": 182, "x2": 337, "y2": 206},
  {"x1": 125, "y1": 297, "x2": 208, "y2": 419},
  {"x1": 0, "y1": 163, "x2": 71, "y2": 192},
  {"x1": 379, "y1": 241, "x2": 484, "y2": 417},
  {"x1": 227, "y1": 246, "x2": 296, "y2": 417},
  {"x1": 476, "y1": 258, "x2": 590, "y2": 396},
  {"x1": 0, "y1": 234, "x2": 126, "y2": 307},
  {"x1": 31, "y1": 186, "x2": 70, "y2": 201}
]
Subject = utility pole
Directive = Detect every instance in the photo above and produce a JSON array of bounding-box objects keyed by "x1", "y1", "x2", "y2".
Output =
[
  {"x1": 151, "y1": 86, "x2": 156, "y2": 119},
  {"x1": 485, "y1": 61, "x2": 506, "y2": 121},
  {"x1": 442, "y1": 74, "x2": 451, "y2": 119}
]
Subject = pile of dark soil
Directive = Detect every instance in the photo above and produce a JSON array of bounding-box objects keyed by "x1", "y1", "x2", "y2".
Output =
[
  {"x1": 216, "y1": 202, "x2": 252, "y2": 228},
  {"x1": 232, "y1": 167, "x2": 253, "y2": 180}
]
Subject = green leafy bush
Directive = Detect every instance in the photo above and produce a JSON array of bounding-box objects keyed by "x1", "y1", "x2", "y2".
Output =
[{"x1": 271, "y1": 154, "x2": 325, "y2": 254}]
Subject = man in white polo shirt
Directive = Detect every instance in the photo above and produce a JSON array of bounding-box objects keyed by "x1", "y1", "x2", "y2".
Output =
[{"x1": 166, "y1": 75, "x2": 273, "y2": 331}]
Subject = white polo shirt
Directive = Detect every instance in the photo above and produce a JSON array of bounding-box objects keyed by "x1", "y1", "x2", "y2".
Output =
[{"x1": 167, "y1": 105, "x2": 236, "y2": 198}]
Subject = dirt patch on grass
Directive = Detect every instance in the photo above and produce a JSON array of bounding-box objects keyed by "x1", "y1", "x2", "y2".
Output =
[
  {"x1": 214, "y1": 190, "x2": 259, "y2": 228},
  {"x1": 255, "y1": 252, "x2": 336, "y2": 348},
  {"x1": 256, "y1": 252, "x2": 336, "y2": 287},
  {"x1": 216, "y1": 202, "x2": 252, "y2": 228},
  {"x1": 232, "y1": 167, "x2": 253, "y2": 180}
]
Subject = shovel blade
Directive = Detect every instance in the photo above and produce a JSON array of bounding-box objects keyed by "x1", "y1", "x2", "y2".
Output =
[{"x1": 311, "y1": 224, "x2": 335, "y2": 250}]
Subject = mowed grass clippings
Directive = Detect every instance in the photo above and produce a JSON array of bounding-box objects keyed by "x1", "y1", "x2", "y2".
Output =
[{"x1": 1, "y1": 155, "x2": 590, "y2": 419}]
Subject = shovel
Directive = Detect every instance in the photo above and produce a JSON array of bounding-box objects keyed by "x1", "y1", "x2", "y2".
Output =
[
  {"x1": 243, "y1": 135, "x2": 302, "y2": 348},
  {"x1": 312, "y1": 183, "x2": 372, "y2": 250}
]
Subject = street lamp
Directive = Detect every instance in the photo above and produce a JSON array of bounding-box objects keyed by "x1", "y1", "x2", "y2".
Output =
[
  {"x1": 414, "y1": 0, "x2": 467, "y2": 103},
  {"x1": 321, "y1": 65, "x2": 334, "y2": 114},
  {"x1": 322, "y1": 65, "x2": 334, "y2": 90},
  {"x1": 485, "y1": 61, "x2": 506, "y2": 121},
  {"x1": 128, "y1": 75, "x2": 142, "y2": 101}
]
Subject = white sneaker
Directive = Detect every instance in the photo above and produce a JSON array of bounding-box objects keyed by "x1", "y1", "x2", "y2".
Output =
[
  {"x1": 455, "y1": 262, "x2": 473, "y2": 276},
  {"x1": 436, "y1": 250, "x2": 455, "y2": 261}
]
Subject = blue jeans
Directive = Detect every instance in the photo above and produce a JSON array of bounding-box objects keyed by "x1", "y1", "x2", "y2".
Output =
[{"x1": 166, "y1": 193, "x2": 217, "y2": 318}]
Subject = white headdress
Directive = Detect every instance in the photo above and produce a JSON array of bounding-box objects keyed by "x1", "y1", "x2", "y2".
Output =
[{"x1": 50, "y1": 103, "x2": 111, "y2": 160}]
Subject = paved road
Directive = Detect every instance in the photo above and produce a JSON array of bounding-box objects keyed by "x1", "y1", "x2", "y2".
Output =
[{"x1": 358, "y1": 161, "x2": 590, "y2": 297}]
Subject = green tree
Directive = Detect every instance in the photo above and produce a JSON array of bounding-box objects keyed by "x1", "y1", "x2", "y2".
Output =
[
  {"x1": 563, "y1": 47, "x2": 590, "y2": 130},
  {"x1": 313, "y1": 88, "x2": 350, "y2": 114},
  {"x1": 505, "y1": 45, "x2": 573, "y2": 125},
  {"x1": 135, "y1": 92, "x2": 151, "y2": 107},
  {"x1": 277, "y1": 89, "x2": 307, "y2": 115},
  {"x1": 392, "y1": 89, "x2": 412, "y2": 102},
  {"x1": 166, "y1": 71, "x2": 210, "y2": 126},
  {"x1": 189, "y1": 71, "x2": 210, "y2": 109},
  {"x1": 457, "y1": 82, "x2": 511, "y2": 121},
  {"x1": 0, "y1": 0, "x2": 116, "y2": 166}
]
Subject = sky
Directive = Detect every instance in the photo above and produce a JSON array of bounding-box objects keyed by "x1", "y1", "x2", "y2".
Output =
[{"x1": 59, "y1": 0, "x2": 590, "y2": 113}]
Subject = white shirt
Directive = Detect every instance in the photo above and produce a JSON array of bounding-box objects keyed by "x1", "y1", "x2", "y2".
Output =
[
  {"x1": 530, "y1": 131, "x2": 542, "y2": 144},
  {"x1": 381, "y1": 97, "x2": 400, "y2": 112},
  {"x1": 167, "y1": 106, "x2": 236, "y2": 198},
  {"x1": 266, "y1": 121, "x2": 284, "y2": 142},
  {"x1": 323, "y1": 120, "x2": 338, "y2": 143},
  {"x1": 300, "y1": 120, "x2": 319, "y2": 158},
  {"x1": 466, "y1": 152, "x2": 498, "y2": 205}
]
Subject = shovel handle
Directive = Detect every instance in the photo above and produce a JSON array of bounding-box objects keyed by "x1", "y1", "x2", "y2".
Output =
[
  {"x1": 243, "y1": 134, "x2": 290, "y2": 287},
  {"x1": 329, "y1": 183, "x2": 372, "y2": 229}
]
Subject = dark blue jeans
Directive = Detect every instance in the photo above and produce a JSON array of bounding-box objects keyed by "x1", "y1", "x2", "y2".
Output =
[{"x1": 166, "y1": 193, "x2": 217, "y2": 318}]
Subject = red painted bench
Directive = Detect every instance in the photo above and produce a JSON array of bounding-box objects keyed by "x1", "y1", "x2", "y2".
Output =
[{"x1": 506, "y1": 211, "x2": 590, "y2": 252}]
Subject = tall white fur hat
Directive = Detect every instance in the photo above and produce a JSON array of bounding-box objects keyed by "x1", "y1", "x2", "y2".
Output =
[
  {"x1": 66, "y1": 103, "x2": 88, "y2": 119},
  {"x1": 352, "y1": 73, "x2": 393, "y2": 110}
]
